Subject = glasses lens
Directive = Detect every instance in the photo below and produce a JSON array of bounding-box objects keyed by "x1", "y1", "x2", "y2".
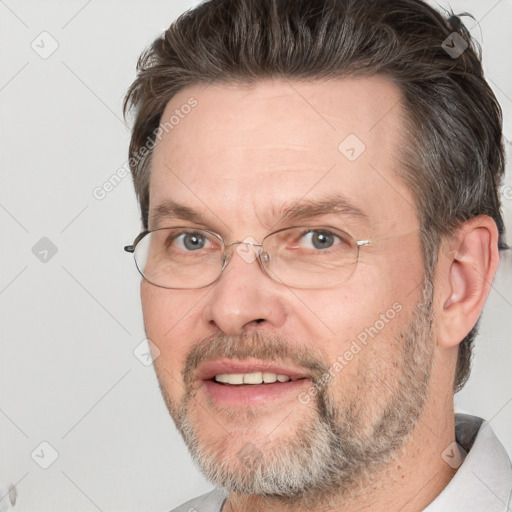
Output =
[
  {"x1": 262, "y1": 226, "x2": 359, "y2": 288},
  {"x1": 133, "y1": 228, "x2": 223, "y2": 289}
]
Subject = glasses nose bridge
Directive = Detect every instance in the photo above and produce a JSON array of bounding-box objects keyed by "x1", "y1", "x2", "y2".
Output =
[
  {"x1": 224, "y1": 239, "x2": 263, "y2": 249},
  {"x1": 223, "y1": 239, "x2": 264, "y2": 259},
  {"x1": 221, "y1": 238, "x2": 267, "y2": 274}
]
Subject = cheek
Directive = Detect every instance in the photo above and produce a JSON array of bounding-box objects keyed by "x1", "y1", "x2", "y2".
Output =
[
  {"x1": 141, "y1": 282, "x2": 200, "y2": 335},
  {"x1": 302, "y1": 277, "x2": 402, "y2": 344},
  {"x1": 310, "y1": 287, "x2": 414, "y2": 407},
  {"x1": 141, "y1": 283, "x2": 199, "y2": 375},
  {"x1": 141, "y1": 281, "x2": 168, "y2": 340},
  {"x1": 302, "y1": 252, "x2": 421, "y2": 367}
]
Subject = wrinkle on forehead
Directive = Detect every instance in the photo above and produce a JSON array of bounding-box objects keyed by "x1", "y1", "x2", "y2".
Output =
[{"x1": 231, "y1": 143, "x2": 314, "y2": 150}]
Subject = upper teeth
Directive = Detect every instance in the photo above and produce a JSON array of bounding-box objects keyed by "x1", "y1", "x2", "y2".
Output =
[{"x1": 214, "y1": 372, "x2": 292, "y2": 385}]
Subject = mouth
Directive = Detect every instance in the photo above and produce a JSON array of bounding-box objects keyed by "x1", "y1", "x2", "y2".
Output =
[
  {"x1": 213, "y1": 371, "x2": 306, "y2": 385},
  {"x1": 197, "y1": 359, "x2": 312, "y2": 407}
]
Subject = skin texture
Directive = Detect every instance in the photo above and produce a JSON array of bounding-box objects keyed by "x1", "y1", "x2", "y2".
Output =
[{"x1": 140, "y1": 77, "x2": 499, "y2": 511}]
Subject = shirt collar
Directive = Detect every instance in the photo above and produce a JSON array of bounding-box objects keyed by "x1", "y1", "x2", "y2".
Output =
[{"x1": 423, "y1": 413, "x2": 512, "y2": 511}]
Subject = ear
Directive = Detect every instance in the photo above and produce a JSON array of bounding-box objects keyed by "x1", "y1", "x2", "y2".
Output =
[{"x1": 436, "y1": 215, "x2": 500, "y2": 349}]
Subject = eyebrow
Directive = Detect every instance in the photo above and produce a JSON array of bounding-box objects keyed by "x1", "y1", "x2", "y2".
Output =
[
  {"x1": 272, "y1": 194, "x2": 368, "y2": 227},
  {"x1": 151, "y1": 200, "x2": 205, "y2": 228},
  {"x1": 149, "y1": 194, "x2": 368, "y2": 230}
]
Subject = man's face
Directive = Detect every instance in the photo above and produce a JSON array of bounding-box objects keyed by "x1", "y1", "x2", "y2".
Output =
[{"x1": 143, "y1": 77, "x2": 432, "y2": 502}]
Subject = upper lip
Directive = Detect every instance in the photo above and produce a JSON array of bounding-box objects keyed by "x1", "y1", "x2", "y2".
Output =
[{"x1": 196, "y1": 358, "x2": 311, "y2": 381}]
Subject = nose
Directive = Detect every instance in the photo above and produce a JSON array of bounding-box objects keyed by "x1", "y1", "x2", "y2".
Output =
[{"x1": 201, "y1": 242, "x2": 288, "y2": 335}]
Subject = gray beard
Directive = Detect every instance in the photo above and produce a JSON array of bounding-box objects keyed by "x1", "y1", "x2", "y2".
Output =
[{"x1": 155, "y1": 281, "x2": 435, "y2": 509}]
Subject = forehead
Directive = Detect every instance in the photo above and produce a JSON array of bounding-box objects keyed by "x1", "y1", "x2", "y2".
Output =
[{"x1": 149, "y1": 76, "x2": 417, "y2": 235}]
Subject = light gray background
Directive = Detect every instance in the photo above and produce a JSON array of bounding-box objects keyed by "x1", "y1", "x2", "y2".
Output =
[{"x1": 0, "y1": 1, "x2": 511, "y2": 511}]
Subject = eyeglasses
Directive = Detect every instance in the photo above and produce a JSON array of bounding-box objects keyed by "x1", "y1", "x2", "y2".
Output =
[{"x1": 124, "y1": 224, "x2": 372, "y2": 290}]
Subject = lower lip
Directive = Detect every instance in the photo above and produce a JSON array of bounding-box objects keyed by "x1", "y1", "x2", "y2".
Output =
[{"x1": 202, "y1": 379, "x2": 311, "y2": 407}]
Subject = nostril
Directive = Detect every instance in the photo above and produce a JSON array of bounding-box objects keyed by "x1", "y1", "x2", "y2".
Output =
[{"x1": 255, "y1": 319, "x2": 265, "y2": 323}]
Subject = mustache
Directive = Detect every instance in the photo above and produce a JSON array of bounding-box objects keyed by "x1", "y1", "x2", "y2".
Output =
[{"x1": 182, "y1": 330, "x2": 330, "y2": 386}]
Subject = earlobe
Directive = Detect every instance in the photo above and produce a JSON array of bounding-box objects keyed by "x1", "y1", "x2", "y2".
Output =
[{"x1": 437, "y1": 216, "x2": 499, "y2": 349}]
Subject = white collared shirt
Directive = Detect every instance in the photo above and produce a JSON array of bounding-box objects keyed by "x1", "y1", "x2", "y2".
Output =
[
  {"x1": 170, "y1": 413, "x2": 512, "y2": 511},
  {"x1": 423, "y1": 413, "x2": 512, "y2": 511}
]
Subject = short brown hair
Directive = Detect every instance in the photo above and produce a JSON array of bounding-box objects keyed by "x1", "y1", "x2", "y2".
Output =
[{"x1": 124, "y1": 0, "x2": 507, "y2": 393}]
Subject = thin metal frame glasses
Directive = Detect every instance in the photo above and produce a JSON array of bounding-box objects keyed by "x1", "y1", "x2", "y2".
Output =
[{"x1": 124, "y1": 225, "x2": 372, "y2": 290}]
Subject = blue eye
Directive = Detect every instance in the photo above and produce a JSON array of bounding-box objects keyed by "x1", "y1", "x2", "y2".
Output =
[
  {"x1": 182, "y1": 233, "x2": 204, "y2": 250},
  {"x1": 299, "y1": 230, "x2": 340, "y2": 250},
  {"x1": 174, "y1": 232, "x2": 208, "y2": 251}
]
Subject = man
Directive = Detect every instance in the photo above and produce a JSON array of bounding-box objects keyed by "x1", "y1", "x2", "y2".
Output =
[{"x1": 123, "y1": 0, "x2": 511, "y2": 510}]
